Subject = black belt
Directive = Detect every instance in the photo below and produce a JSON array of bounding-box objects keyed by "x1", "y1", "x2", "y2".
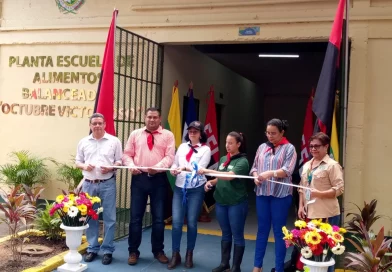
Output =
[
  {"x1": 140, "y1": 172, "x2": 166, "y2": 177},
  {"x1": 85, "y1": 175, "x2": 114, "y2": 184}
]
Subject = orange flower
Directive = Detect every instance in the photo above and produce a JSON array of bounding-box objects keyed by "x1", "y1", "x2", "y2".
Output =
[{"x1": 331, "y1": 232, "x2": 344, "y2": 243}]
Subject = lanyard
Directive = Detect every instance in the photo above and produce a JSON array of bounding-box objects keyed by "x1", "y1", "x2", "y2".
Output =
[{"x1": 307, "y1": 160, "x2": 322, "y2": 186}]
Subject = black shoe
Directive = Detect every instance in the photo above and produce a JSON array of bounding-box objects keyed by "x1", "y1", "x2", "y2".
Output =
[
  {"x1": 230, "y1": 245, "x2": 245, "y2": 272},
  {"x1": 102, "y1": 254, "x2": 113, "y2": 265},
  {"x1": 212, "y1": 241, "x2": 232, "y2": 272},
  {"x1": 84, "y1": 252, "x2": 98, "y2": 262}
]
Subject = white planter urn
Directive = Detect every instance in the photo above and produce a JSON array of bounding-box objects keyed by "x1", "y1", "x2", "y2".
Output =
[
  {"x1": 300, "y1": 257, "x2": 335, "y2": 272},
  {"x1": 58, "y1": 223, "x2": 89, "y2": 272}
]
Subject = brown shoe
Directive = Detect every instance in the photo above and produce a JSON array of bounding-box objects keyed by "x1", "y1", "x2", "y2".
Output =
[
  {"x1": 128, "y1": 253, "x2": 139, "y2": 265},
  {"x1": 155, "y1": 252, "x2": 169, "y2": 264},
  {"x1": 184, "y1": 250, "x2": 193, "y2": 268},
  {"x1": 167, "y1": 251, "x2": 181, "y2": 270}
]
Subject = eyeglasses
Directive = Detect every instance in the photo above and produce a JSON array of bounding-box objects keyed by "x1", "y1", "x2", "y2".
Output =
[
  {"x1": 265, "y1": 131, "x2": 278, "y2": 136},
  {"x1": 309, "y1": 144, "x2": 323, "y2": 150}
]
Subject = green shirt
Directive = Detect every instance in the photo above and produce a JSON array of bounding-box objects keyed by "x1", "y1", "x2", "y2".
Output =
[{"x1": 213, "y1": 154, "x2": 249, "y2": 206}]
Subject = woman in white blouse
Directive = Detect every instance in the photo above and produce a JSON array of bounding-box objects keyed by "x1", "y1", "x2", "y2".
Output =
[{"x1": 167, "y1": 121, "x2": 211, "y2": 270}]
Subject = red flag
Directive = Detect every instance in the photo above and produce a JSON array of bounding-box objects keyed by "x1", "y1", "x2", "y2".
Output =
[
  {"x1": 201, "y1": 86, "x2": 220, "y2": 215},
  {"x1": 299, "y1": 89, "x2": 314, "y2": 168},
  {"x1": 93, "y1": 10, "x2": 118, "y2": 136},
  {"x1": 312, "y1": 0, "x2": 346, "y2": 134},
  {"x1": 204, "y1": 86, "x2": 219, "y2": 169}
]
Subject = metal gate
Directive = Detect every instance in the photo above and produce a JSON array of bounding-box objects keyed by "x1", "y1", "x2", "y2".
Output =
[{"x1": 113, "y1": 26, "x2": 164, "y2": 239}]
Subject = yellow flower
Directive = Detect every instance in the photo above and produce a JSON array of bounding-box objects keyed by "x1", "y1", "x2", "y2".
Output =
[
  {"x1": 294, "y1": 220, "x2": 307, "y2": 229},
  {"x1": 304, "y1": 230, "x2": 322, "y2": 245},
  {"x1": 78, "y1": 204, "x2": 87, "y2": 216},
  {"x1": 319, "y1": 223, "x2": 333, "y2": 234},
  {"x1": 331, "y1": 232, "x2": 344, "y2": 243},
  {"x1": 284, "y1": 233, "x2": 293, "y2": 240},
  {"x1": 67, "y1": 200, "x2": 74, "y2": 207},
  {"x1": 63, "y1": 205, "x2": 69, "y2": 213},
  {"x1": 56, "y1": 195, "x2": 64, "y2": 204},
  {"x1": 339, "y1": 228, "x2": 347, "y2": 234},
  {"x1": 310, "y1": 219, "x2": 322, "y2": 227},
  {"x1": 68, "y1": 194, "x2": 75, "y2": 201},
  {"x1": 282, "y1": 226, "x2": 293, "y2": 240},
  {"x1": 92, "y1": 196, "x2": 101, "y2": 204},
  {"x1": 282, "y1": 226, "x2": 290, "y2": 236},
  {"x1": 85, "y1": 192, "x2": 91, "y2": 199}
]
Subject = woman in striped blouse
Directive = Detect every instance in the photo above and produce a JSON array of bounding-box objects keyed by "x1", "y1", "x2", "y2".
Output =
[{"x1": 250, "y1": 119, "x2": 297, "y2": 272}]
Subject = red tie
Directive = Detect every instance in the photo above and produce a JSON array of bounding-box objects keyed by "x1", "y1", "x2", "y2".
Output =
[
  {"x1": 222, "y1": 153, "x2": 231, "y2": 167},
  {"x1": 146, "y1": 130, "x2": 158, "y2": 150},
  {"x1": 186, "y1": 144, "x2": 199, "y2": 162}
]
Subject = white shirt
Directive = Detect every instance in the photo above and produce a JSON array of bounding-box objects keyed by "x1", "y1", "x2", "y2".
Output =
[
  {"x1": 75, "y1": 132, "x2": 123, "y2": 180},
  {"x1": 171, "y1": 142, "x2": 211, "y2": 188}
]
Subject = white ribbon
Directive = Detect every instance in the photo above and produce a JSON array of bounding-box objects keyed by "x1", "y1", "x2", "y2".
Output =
[{"x1": 108, "y1": 165, "x2": 310, "y2": 190}]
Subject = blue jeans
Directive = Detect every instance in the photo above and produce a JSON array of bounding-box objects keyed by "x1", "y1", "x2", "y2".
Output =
[
  {"x1": 82, "y1": 176, "x2": 116, "y2": 254},
  {"x1": 172, "y1": 185, "x2": 205, "y2": 252},
  {"x1": 128, "y1": 173, "x2": 167, "y2": 255},
  {"x1": 327, "y1": 214, "x2": 341, "y2": 272},
  {"x1": 254, "y1": 195, "x2": 292, "y2": 272},
  {"x1": 215, "y1": 200, "x2": 248, "y2": 246}
]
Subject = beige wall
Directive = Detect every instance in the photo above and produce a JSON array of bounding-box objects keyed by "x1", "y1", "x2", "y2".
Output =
[
  {"x1": 161, "y1": 45, "x2": 263, "y2": 161},
  {"x1": 0, "y1": 44, "x2": 102, "y2": 198},
  {"x1": 1, "y1": 0, "x2": 392, "y2": 231}
]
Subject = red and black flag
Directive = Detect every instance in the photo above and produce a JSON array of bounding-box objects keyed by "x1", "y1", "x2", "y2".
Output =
[
  {"x1": 312, "y1": 0, "x2": 346, "y2": 134},
  {"x1": 93, "y1": 10, "x2": 118, "y2": 136}
]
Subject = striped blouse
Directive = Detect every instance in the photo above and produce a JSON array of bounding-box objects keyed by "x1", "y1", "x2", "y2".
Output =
[{"x1": 250, "y1": 142, "x2": 297, "y2": 198}]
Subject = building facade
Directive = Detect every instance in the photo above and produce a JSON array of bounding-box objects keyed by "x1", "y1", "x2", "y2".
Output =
[{"x1": 0, "y1": 0, "x2": 391, "y2": 232}]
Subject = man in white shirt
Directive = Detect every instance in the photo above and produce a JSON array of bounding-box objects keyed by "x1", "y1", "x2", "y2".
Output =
[{"x1": 75, "y1": 113, "x2": 123, "y2": 265}]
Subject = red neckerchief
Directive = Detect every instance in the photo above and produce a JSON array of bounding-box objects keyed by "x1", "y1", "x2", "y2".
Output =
[
  {"x1": 264, "y1": 137, "x2": 290, "y2": 154},
  {"x1": 186, "y1": 143, "x2": 205, "y2": 162},
  {"x1": 146, "y1": 129, "x2": 159, "y2": 150},
  {"x1": 222, "y1": 153, "x2": 231, "y2": 167}
]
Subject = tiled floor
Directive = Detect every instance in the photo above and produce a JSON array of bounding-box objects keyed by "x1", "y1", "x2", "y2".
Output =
[{"x1": 56, "y1": 228, "x2": 292, "y2": 272}]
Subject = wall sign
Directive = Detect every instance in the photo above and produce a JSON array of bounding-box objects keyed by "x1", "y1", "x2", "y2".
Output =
[
  {"x1": 55, "y1": 0, "x2": 85, "y2": 14},
  {"x1": 0, "y1": 54, "x2": 141, "y2": 119},
  {"x1": 238, "y1": 26, "x2": 260, "y2": 36}
]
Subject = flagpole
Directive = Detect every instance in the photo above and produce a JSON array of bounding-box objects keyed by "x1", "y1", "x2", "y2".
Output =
[
  {"x1": 340, "y1": 0, "x2": 349, "y2": 227},
  {"x1": 342, "y1": 0, "x2": 349, "y2": 169}
]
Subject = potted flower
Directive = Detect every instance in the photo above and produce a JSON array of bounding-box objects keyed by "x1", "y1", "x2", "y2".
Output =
[
  {"x1": 282, "y1": 219, "x2": 346, "y2": 272},
  {"x1": 50, "y1": 191, "x2": 103, "y2": 272}
]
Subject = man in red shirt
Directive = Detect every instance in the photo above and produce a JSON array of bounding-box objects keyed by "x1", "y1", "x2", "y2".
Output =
[{"x1": 123, "y1": 107, "x2": 175, "y2": 266}]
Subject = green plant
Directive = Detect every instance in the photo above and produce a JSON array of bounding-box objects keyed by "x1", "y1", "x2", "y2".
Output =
[
  {"x1": 0, "y1": 185, "x2": 36, "y2": 262},
  {"x1": 23, "y1": 184, "x2": 45, "y2": 207},
  {"x1": 346, "y1": 199, "x2": 382, "y2": 237},
  {"x1": 56, "y1": 161, "x2": 83, "y2": 190},
  {"x1": 345, "y1": 199, "x2": 392, "y2": 271},
  {"x1": 35, "y1": 200, "x2": 63, "y2": 240},
  {"x1": 0, "y1": 150, "x2": 52, "y2": 189}
]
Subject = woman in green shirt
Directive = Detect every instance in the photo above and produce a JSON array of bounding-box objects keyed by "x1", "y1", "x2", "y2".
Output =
[{"x1": 199, "y1": 131, "x2": 249, "y2": 272}]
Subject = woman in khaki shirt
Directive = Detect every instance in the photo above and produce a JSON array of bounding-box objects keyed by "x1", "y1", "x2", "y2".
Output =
[
  {"x1": 298, "y1": 132, "x2": 344, "y2": 272},
  {"x1": 298, "y1": 132, "x2": 344, "y2": 222}
]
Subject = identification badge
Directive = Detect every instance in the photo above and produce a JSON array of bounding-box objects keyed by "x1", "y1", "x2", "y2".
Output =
[{"x1": 305, "y1": 189, "x2": 311, "y2": 201}]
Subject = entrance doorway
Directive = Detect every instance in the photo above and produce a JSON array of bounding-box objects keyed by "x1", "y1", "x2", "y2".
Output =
[
  {"x1": 112, "y1": 28, "x2": 349, "y2": 239},
  {"x1": 161, "y1": 42, "x2": 347, "y2": 237}
]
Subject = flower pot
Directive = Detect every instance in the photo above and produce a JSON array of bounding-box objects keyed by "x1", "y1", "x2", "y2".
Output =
[
  {"x1": 300, "y1": 256, "x2": 335, "y2": 272},
  {"x1": 58, "y1": 223, "x2": 89, "y2": 272}
]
